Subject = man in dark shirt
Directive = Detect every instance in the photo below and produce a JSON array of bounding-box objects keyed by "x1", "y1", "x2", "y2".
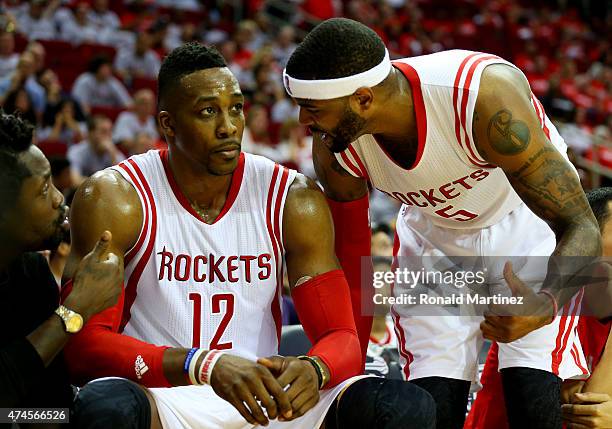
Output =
[{"x1": 0, "y1": 109, "x2": 122, "y2": 409}]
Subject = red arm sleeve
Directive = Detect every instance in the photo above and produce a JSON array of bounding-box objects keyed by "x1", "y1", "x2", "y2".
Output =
[
  {"x1": 326, "y1": 195, "x2": 372, "y2": 366},
  {"x1": 62, "y1": 281, "x2": 171, "y2": 387},
  {"x1": 292, "y1": 270, "x2": 362, "y2": 388}
]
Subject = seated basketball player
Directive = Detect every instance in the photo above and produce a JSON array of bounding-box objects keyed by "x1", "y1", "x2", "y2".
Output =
[
  {"x1": 63, "y1": 43, "x2": 436, "y2": 429},
  {"x1": 283, "y1": 18, "x2": 601, "y2": 429}
]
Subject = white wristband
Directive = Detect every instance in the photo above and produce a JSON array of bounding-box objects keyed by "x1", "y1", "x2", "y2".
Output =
[
  {"x1": 188, "y1": 349, "x2": 206, "y2": 385},
  {"x1": 198, "y1": 350, "x2": 226, "y2": 385}
]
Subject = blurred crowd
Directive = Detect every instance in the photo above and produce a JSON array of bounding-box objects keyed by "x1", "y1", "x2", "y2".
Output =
[{"x1": 0, "y1": 0, "x2": 608, "y2": 224}]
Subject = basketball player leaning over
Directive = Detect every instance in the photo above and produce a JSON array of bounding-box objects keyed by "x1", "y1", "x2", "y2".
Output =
[
  {"x1": 63, "y1": 43, "x2": 436, "y2": 429},
  {"x1": 283, "y1": 18, "x2": 601, "y2": 429}
]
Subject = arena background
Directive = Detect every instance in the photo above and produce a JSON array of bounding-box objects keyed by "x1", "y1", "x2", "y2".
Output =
[{"x1": 1, "y1": 0, "x2": 608, "y2": 419}]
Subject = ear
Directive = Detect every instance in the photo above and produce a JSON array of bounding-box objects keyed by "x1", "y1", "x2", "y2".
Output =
[
  {"x1": 157, "y1": 111, "x2": 175, "y2": 138},
  {"x1": 349, "y1": 87, "x2": 374, "y2": 113}
]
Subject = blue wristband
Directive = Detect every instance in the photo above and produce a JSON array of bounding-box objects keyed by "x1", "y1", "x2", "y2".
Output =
[{"x1": 183, "y1": 348, "x2": 199, "y2": 373}]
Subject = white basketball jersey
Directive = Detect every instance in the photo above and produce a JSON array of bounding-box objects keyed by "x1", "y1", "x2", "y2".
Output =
[
  {"x1": 110, "y1": 150, "x2": 297, "y2": 360},
  {"x1": 335, "y1": 50, "x2": 570, "y2": 229}
]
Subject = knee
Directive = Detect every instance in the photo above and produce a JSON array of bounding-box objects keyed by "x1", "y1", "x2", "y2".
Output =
[
  {"x1": 72, "y1": 378, "x2": 151, "y2": 429},
  {"x1": 382, "y1": 380, "x2": 437, "y2": 429}
]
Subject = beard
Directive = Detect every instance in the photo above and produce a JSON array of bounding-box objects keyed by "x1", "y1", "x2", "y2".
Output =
[
  {"x1": 42, "y1": 207, "x2": 69, "y2": 251},
  {"x1": 328, "y1": 106, "x2": 367, "y2": 153}
]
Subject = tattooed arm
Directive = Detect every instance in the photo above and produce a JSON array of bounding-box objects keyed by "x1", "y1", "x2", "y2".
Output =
[{"x1": 473, "y1": 64, "x2": 601, "y2": 341}]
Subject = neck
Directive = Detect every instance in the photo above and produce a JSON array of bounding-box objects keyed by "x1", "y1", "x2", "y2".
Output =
[
  {"x1": 0, "y1": 240, "x2": 22, "y2": 272},
  {"x1": 369, "y1": 67, "x2": 417, "y2": 144},
  {"x1": 167, "y1": 147, "x2": 233, "y2": 221}
]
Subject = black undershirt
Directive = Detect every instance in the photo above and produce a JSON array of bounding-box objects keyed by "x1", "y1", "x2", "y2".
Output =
[{"x1": 0, "y1": 252, "x2": 73, "y2": 408}]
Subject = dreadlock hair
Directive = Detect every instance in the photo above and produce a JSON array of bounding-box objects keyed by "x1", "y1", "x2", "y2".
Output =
[
  {"x1": 285, "y1": 18, "x2": 386, "y2": 80},
  {"x1": 586, "y1": 187, "x2": 612, "y2": 230},
  {"x1": 0, "y1": 109, "x2": 35, "y2": 220},
  {"x1": 158, "y1": 42, "x2": 227, "y2": 109}
]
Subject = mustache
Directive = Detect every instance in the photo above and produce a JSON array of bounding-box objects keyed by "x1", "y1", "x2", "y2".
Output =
[{"x1": 213, "y1": 140, "x2": 241, "y2": 152}]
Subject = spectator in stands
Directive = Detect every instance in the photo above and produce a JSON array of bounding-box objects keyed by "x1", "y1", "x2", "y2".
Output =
[
  {"x1": 15, "y1": 0, "x2": 57, "y2": 41},
  {"x1": 26, "y1": 41, "x2": 45, "y2": 78},
  {"x1": 114, "y1": 31, "x2": 161, "y2": 82},
  {"x1": 241, "y1": 103, "x2": 277, "y2": 158},
  {"x1": 371, "y1": 223, "x2": 393, "y2": 258},
  {"x1": 71, "y1": 56, "x2": 132, "y2": 114},
  {"x1": 153, "y1": 0, "x2": 203, "y2": 11},
  {"x1": 88, "y1": 0, "x2": 120, "y2": 32},
  {"x1": 49, "y1": 156, "x2": 82, "y2": 197},
  {"x1": 39, "y1": 69, "x2": 87, "y2": 145},
  {"x1": 112, "y1": 88, "x2": 158, "y2": 152},
  {"x1": 0, "y1": 51, "x2": 45, "y2": 117},
  {"x1": 61, "y1": 2, "x2": 99, "y2": 45},
  {"x1": 67, "y1": 115, "x2": 125, "y2": 177},
  {"x1": 271, "y1": 92, "x2": 299, "y2": 124},
  {"x1": 38, "y1": 98, "x2": 86, "y2": 145},
  {"x1": 272, "y1": 25, "x2": 296, "y2": 68},
  {"x1": 0, "y1": 30, "x2": 18, "y2": 80},
  {"x1": 128, "y1": 131, "x2": 157, "y2": 155},
  {"x1": 3, "y1": 86, "x2": 37, "y2": 125},
  {"x1": 164, "y1": 22, "x2": 199, "y2": 52},
  {"x1": 277, "y1": 119, "x2": 314, "y2": 177}
]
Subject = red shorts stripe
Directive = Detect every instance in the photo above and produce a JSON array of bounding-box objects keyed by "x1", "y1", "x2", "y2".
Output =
[{"x1": 390, "y1": 231, "x2": 414, "y2": 378}]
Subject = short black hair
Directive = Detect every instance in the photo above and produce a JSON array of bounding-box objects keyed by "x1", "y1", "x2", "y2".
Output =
[
  {"x1": 0, "y1": 110, "x2": 35, "y2": 220},
  {"x1": 285, "y1": 18, "x2": 386, "y2": 80},
  {"x1": 87, "y1": 55, "x2": 112, "y2": 74},
  {"x1": 587, "y1": 187, "x2": 612, "y2": 229},
  {"x1": 372, "y1": 222, "x2": 392, "y2": 237},
  {"x1": 49, "y1": 156, "x2": 70, "y2": 177},
  {"x1": 157, "y1": 42, "x2": 227, "y2": 108}
]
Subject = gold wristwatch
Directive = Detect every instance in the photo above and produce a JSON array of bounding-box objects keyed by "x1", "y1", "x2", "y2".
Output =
[{"x1": 55, "y1": 305, "x2": 84, "y2": 333}]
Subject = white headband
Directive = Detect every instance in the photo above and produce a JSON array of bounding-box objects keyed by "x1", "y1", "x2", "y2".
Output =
[{"x1": 283, "y1": 48, "x2": 391, "y2": 100}]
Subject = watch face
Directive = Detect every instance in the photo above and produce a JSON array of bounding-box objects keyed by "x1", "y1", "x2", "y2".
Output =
[{"x1": 66, "y1": 314, "x2": 83, "y2": 333}]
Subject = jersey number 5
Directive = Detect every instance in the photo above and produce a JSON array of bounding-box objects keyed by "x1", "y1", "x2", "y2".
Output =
[{"x1": 188, "y1": 292, "x2": 235, "y2": 350}]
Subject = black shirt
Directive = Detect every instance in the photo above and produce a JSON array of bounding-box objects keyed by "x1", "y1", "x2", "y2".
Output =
[{"x1": 0, "y1": 253, "x2": 73, "y2": 407}]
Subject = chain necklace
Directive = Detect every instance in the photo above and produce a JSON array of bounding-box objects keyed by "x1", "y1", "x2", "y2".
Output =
[{"x1": 190, "y1": 200, "x2": 215, "y2": 223}]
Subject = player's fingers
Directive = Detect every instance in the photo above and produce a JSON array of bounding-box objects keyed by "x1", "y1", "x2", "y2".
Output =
[
  {"x1": 237, "y1": 387, "x2": 269, "y2": 426},
  {"x1": 257, "y1": 356, "x2": 285, "y2": 375},
  {"x1": 276, "y1": 364, "x2": 300, "y2": 390},
  {"x1": 227, "y1": 392, "x2": 258, "y2": 426},
  {"x1": 561, "y1": 403, "x2": 601, "y2": 416},
  {"x1": 574, "y1": 392, "x2": 611, "y2": 403},
  {"x1": 260, "y1": 372, "x2": 292, "y2": 419},
  {"x1": 290, "y1": 390, "x2": 319, "y2": 419},
  {"x1": 503, "y1": 261, "x2": 528, "y2": 297},
  {"x1": 480, "y1": 320, "x2": 500, "y2": 341},
  {"x1": 296, "y1": 395, "x2": 320, "y2": 420},
  {"x1": 564, "y1": 423, "x2": 590, "y2": 429},
  {"x1": 284, "y1": 374, "x2": 310, "y2": 402},
  {"x1": 249, "y1": 377, "x2": 278, "y2": 420},
  {"x1": 92, "y1": 230, "x2": 112, "y2": 259},
  {"x1": 483, "y1": 311, "x2": 504, "y2": 326}
]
